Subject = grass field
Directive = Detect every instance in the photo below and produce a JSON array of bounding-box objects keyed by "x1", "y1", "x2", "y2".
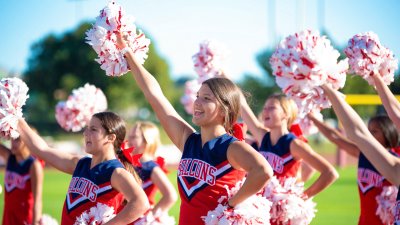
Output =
[{"x1": 0, "y1": 165, "x2": 360, "y2": 224}]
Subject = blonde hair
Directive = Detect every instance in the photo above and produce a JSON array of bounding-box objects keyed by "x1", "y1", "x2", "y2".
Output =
[
  {"x1": 134, "y1": 121, "x2": 161, "y2": 157},
  {"x1": 267, "y1": 94, "x2": 298, "y2": 127},
  {"x1": 202, "y1": 78, "x2": 241, "y2": 134}
]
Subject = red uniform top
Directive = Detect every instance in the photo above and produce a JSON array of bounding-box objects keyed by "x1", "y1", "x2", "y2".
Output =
[
  {"x1": 358, "y1": 151, "x2": 398, "y2": 225},
  {"x1": 2, "y1": 154, "x2": 36, "y2": 225},
  {"x1": 177, "y1": 133, "x2": 246, "y2": 225},
  {"x1": 259, "y1": 132, "x2": 301, "y2": 179},
  {"x1": 61, "y1": 157, "x2": 125, "y2": 225}
]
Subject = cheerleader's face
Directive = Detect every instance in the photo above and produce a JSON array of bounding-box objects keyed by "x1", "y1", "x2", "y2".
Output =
[
  {"x1": 83, "y1": 117, "x2": 112, "y2": 154},
  {"x1": 10, "y1": 138, "x2": 22, "y2": 154},
  {"x1": 192, "y1": 84, "x2": 224, "y2": 127},
  {"x1": 262, "y1": 98, "x2": 287, "y2": 129},
  {"x1": 128, "y1": 125, "x2": 145, "y2": 155},
  {"x1": 368, "y1": 121, "x2": 386, "y2": 147}
]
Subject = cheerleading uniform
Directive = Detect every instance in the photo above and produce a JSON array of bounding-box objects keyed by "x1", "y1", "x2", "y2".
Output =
[
  {"x1": 61, "y1": 157, "x2": 125, "y2": 225},
  {"x1": 258, "y1": 132, "x2": 301, "y2": 179},
  {"x1": 133, "y1": 155, "x2": 167, "y2": 206},
  {"x1": 395, "y1": 190, "x2": 400, "y2": 225},
  {"x1": 358, "y1": 151, "x2": 398, "y2": 225},
  {"x1": 177, "y1": 133, "x2": 246, "y2": 225},
  {"x1": 2, "y1": 154, "x2": 36, "y2": 225}
]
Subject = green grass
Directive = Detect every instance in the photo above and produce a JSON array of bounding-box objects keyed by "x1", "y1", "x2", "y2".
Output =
[{"x1": 0, "y1": 166, "x2": 360, "y2": 224}]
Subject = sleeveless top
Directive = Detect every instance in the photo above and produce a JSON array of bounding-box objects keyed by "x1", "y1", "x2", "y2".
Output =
[
  {"x1": 61, "y1": 157, "x2": 125, "y2": 225},
  {"x1": 2, "y1": 154, "x2": 35, "y2": 225},
  {"x1": 259, "y1": 132, "x2": 301, "y2": 179},
  {"x1": 177, "y1": 133, "x2": 246, "y2": 225}
]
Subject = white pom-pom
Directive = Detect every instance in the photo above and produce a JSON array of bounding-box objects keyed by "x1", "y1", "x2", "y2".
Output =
[
  {"x1": 192, "y1": 40, "x2": 228, "y2": 83},
  {"x1": 86, "y1": 1, "x2": 150, "y2": 77},
  {"x1": 345, "y1": 32, "x2": 398, "y2": 86},
  {"x1": 55, "y1": 84, "x2": 107, "y2": 132},
  {"x1": 0, "y1": 77, "x2": 29, "y2": 139},
  {"x1": 203, "y1": 178, "x2": 272, "y2": 225},
  {"x1": 262, "y1": 176, "x2": 317, "y2": 225},
  {"x1": 270, "y1": 29, "x2": 348, "y2": 118},
  {"x1": 41, "y1": 214, "x2": 59, "y2": 225},
  {"x1": 295, "y1": 111, "x2": 323, "y2": 136},
  {"x1": 133, "y1": 209, "x2": 175, "y2": 225},
  {"x1": 376, "y1": 185, "x2": 398, "y2": 224},
  {"x1": 180, "y1": 79, "x2": 201, "y2": 114},
  {"x1": 74, "y1": 203, "x2": 116, "y2": 225}
]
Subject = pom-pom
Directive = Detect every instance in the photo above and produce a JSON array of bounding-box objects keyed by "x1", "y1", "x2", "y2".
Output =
[
  {"x1": 192, "y1": 40, "x2": 228, "y2": 83},
  {"x1": 133, "y1": 209, "x2": 175, "y2": 225},
  {"x1": 55, "y1": 83, "x2": 107, "y2": 132},
  {"x1": 0, "y1": 77, "x2": 29, "y2": 139},
  {"x1": 203, "y1": 178, "x2": 272, "y2": 225},
  {"x1": 74, "y1": 203, "x2": 116, "y2": 225},
  {"x1": 295, "y1": 111, "x2": 324, "y2": 136},
  {"x1": 262, "y1": 176, "x2": 317, "y2": 225},
  {"x1": 86, "y1": 1, "x2": 150, "y2": 76},
  {"x1": 270, "y1": 29, "x2": 348, "y2": 118},
  {"x1": 344, "y1": 32, "x2": 398, "y2": 86},
  {"x1": 376, "y1": 185, "x2": 398, "y2": 224},
  {"x1": 180, "y1": 79, "x2": 201, "y2": 114},
  {"x1": 41, "y1": 214, "x2": 59, "y2": 225}
]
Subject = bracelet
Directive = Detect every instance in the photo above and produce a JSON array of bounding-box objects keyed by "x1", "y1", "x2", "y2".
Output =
[
  {"x1": 227, "y1": 201, "x2": 234, "y2": 209},
  {"x1": 120, "y1": 46, "x2": 131, "y2": 56}
]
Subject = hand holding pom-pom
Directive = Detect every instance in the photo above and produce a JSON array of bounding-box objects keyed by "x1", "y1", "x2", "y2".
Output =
[
  {"x1": 74, "y1": 203, "x2": 116, "y2": 225},
  {"x1": 270, "y1": 29, "x2": 348, "y2": 118},
  {"x1": 0, "y1": 77, "x2": 29, "y2": 139},
  {"x1": 86, "y1": 1, "x2": 150, "y2": 76},
  {"x1": 345, "y1": 32, "x2": 398, "y2": 86},
  {"x1": 133, "y1": 209, "x2": 175, "y2": 225},
  {"x1": 55, "y1": 83, "x2": 107, "y2": 132},
  {"x1": 40, "y1": 214, "x2": 59, "y2": 225}
]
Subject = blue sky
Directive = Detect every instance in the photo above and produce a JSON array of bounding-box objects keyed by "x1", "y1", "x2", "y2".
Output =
[{"x1": 0, "y1": 0, "x2": 399, "y2": 82}]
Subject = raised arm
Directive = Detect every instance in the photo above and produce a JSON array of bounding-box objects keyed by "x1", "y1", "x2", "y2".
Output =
[
  {"x1": 322, "y1": 84, "x2": 400, "y2": 186},
  {"x1": 307, "y1": 113, "x2": 360, "y2": 157},
  {"x1": 291, "y1": 139, "x2": 339, "y2": 197},
  {"x1": 117, "y1": 34, "x2": 194, "y2": 151},
  {"x1": 226, "y1": 141, "x2": 273, "y2": 207},
  {"x1": 373, "y1": 75, "x2": 400, "y2": 131},
  {"x1": 30, "y1": 160, "x2": 43, "y2": 225},
  {"x1": 17, "y1": 118, "x2": 80, "y2": 174},
  {"x1": 239, "y1": 94, "x2": 268, "y2": 144}
]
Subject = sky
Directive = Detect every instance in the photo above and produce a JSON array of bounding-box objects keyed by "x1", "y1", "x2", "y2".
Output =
[{"x1": 0, "y1": 0, "x2": 399, "y2": 82}]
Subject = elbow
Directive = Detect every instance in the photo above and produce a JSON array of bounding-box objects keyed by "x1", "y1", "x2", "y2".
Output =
[
  {"x1": 256, "y1": 163, "x2": 274, "y2": 186},
  {"x1": 325, "y1": 167, "x2": 339, "y2": 184},
  {"x1": 165, "y1": 190, "x2": 178, "y2": 206}
]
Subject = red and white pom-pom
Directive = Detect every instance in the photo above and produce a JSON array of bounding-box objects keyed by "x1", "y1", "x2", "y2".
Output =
[
  {"x1": 133, "y1": 209, "x2": 175, "y2": 225},
  {"x1": 192, "y1": 40, "x2": 228, "y2": 83},
  {"x1": 86, "y1": 1, "x2": 150, "y2": 77},
  {"x1": 295, "y1": 111, "x2": 323, "y2": 136},
  {"x1": 55, "y1": 83, "x2": 107, "y2": 132},
  {"x1": 262, "y1": 176, "x2": 317, "y2": 225},
  {"x1": 344, "y1": 32, "x2": 398, "y2": 86},
  {"x1": 270, "y1": 29, "x2": 348, "y2": 118},
  {"x1": 0, "y1": 77, "x2": 29, "y2": 139},
  {"x1": 203, "y1": 178, "x2": 272, "y2": 225},
  {"x1": 376, "y1": 185, "x2": 398, "y2": 224},
  {"x1": 41, "y1": 214, "x2": 59, "y2": 225},
  {"x1": 180, "y1": 79, "x2": 201, "y2": 114},
  {"x1": 74, "y1": 203, "x2": 116, "y2": 225}
]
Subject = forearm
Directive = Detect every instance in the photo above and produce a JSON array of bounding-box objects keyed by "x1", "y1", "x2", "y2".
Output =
[
  {"x1": 374, "y1": 76, "x2": 400, "y2": 129},
  {"x1": 32, "y1": 202, "x2": 42, "y2": 225},
  {"x1": 239, "y1": 94, "x2": 265, "y2": 142},
  {"x1": 18, "y1": 119, "x2": 49, "y2": 156},
  {"x1": 303, "y1": 168, "x2": 338, "y2": 197},
  {"x1": 151, "y1": 196, "x2": 176, "y2": 214}
]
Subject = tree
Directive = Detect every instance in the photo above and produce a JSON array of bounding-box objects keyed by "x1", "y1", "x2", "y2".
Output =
[{"x1": 23, "y1": 22, "x2": 180, "y2": 133}]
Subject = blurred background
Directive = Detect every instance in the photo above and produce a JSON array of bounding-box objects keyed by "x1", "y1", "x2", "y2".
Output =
[{"x1": 0, "y1": 1, "x2": 399, "y2": 224}]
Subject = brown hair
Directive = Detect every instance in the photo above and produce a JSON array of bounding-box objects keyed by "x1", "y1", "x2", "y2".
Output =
[
  {"x1": 92, "y1": 111, "x2": 141, "y2": 183},
  {"x1": 267, "y1": 94, "x2": 298, "y2": 128},
  {"x1": 202, "y1": 77, "x2": 241, "y2": 134},
  {"x1": 133, "y1": 121, "x2": 161, "y2": 157},
  {"x1": 368, "y1": 115, "x2": 400, "y2": 149}
]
